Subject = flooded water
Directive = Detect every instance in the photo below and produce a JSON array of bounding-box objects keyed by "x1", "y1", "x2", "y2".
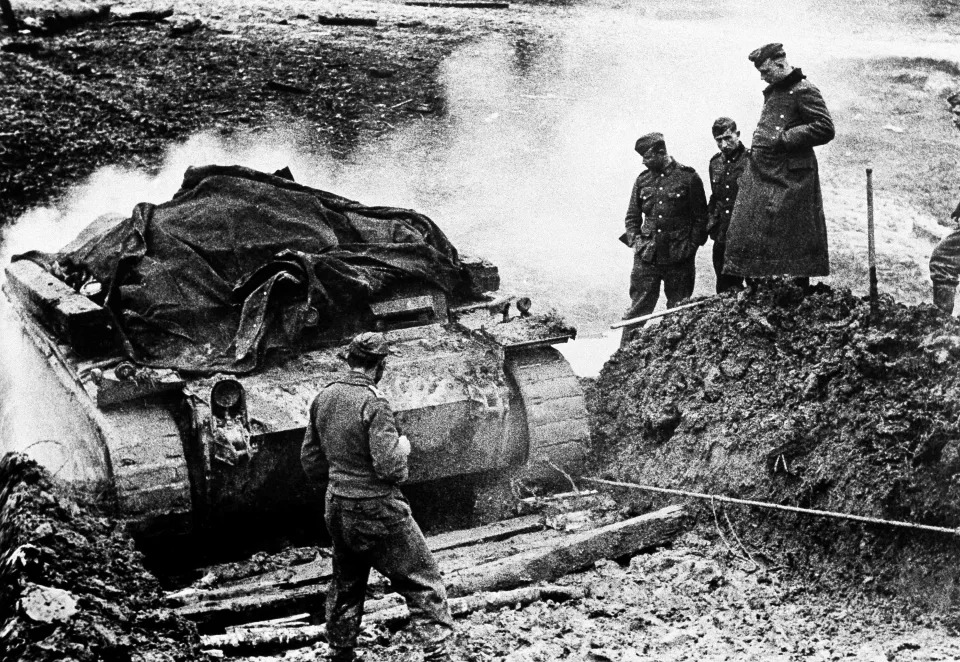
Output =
[{"x1": 2, "y1": 0, "x2": 958, "y2": 464}]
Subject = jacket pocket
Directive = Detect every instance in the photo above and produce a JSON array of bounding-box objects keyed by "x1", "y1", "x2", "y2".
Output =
[
  {"x1": 787, "y1": 157, "x2": 814, "y2": 171},
  {"x1": 665, "y1": 229, "x2": 696, "y2": 263},
  {"x1": 637, "y1": 233, "x2": 656, "y2": 263}
]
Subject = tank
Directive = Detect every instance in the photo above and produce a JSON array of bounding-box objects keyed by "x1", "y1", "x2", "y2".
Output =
[{"x1": 1, "y1": 165, "x2": 589, "y2": 541}]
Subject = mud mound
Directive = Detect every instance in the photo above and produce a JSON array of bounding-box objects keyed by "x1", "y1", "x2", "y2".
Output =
[
  {"x1": 0, "y1": 453, "x2": 200, "y2": 662},
  {"x1": 589, "y1": 282, "x2": 960, "y2": 609}
]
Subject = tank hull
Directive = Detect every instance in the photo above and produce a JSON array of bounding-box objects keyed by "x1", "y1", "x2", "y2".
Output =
[{"x1": 2, "y1": 266, "x2": 590, "y2": 539}]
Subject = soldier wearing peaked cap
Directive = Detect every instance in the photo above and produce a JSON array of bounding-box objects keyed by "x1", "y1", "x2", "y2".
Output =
[
  {"x1": 928, "y1": 92, "x2": 960, "y2": 314},
  {"x1": 301, "y1": 332, "x2": 454, "y2": 662},
  {"x1": 620, "y1": 132, "x2": 709, "y2": 339},
  {"x1": 723, "y1": 43, "x2": 835, "y2": 287}
]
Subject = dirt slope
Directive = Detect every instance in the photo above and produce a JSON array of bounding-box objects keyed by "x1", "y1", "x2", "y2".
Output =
[
  {"x1": 589, "y1": 281, "x2": 960, "y2": 611},
  {"x1": 0, "y1": 453, "x2": 200, "y2": 662}
]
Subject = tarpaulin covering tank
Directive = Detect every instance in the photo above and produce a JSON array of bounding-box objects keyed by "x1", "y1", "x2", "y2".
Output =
[{"x1": 13, "y1": 165, "x2": 467, "y2": 373}]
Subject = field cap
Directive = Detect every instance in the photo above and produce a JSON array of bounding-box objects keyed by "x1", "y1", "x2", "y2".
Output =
[
  {"x1": 712, "y1": 117, "x2": 738, "y2": 137},
  {"x1": 347, "y1": 331, "x2": 390, "y2": 359},
  {"x1": 635, "y1": 132, "x2": 665, "y2": 155},
  {"x1": 748, "y1": 43, "x2": 785, "y2": 67}
]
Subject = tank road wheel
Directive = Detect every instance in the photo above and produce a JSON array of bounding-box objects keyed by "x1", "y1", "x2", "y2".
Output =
[{"x1": 505, "y1": 346, "x2": 590, "y2": 485}]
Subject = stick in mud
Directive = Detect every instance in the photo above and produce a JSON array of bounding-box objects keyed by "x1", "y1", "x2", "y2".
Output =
[
  {"x1": 586, "y1": 478, "x2": 960, "y2": 537},
  {"x1": 867, "y1": 167, "x2": 879, "y2": 319},
  {"x1": 611, "y1": 298, "x2": 713, "y2": 330}
]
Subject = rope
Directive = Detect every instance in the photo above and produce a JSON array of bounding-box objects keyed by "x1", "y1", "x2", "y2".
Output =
[{"x1": 584, "y1": 477, "x2": 960, "y2": 537}]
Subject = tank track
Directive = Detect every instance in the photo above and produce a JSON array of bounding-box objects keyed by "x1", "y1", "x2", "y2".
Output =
[{"x1": 504, "y1": 346, "x2": 589, "y2": 482}]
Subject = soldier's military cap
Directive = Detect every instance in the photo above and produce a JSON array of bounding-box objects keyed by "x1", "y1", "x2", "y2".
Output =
[
  {"x1": 948, "y1": 90, "x2": 960, "y2": 107},
  {"x1": 347, "y1": 331, "x2": 391, "y2": 359},
  {"x1": 634, "y1": 132, "x2": 666, "y2": 155},
  {"x1": 748, "y1": 43, "x2": 786, "y2": 67},
  {"x1": 711, "y1": 117, "x2": 738, "y2": 137}
]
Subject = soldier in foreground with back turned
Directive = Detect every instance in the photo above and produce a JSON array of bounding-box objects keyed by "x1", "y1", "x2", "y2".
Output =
[
  {"x1": 301, "y1": 332, "x2": 454, "y2": 662},
  {"x1": 723, "y1": 43, "x2": 835, "y2": 290},
  {"x1": 928, "y1": 90, "x2": 960, "y2": 315},
  {"x1": 706, "y1": 117, "x2": 748, "y2": 293},
  {"x1": 620, "y1": 132, "x2": 708, "y2": 340}
]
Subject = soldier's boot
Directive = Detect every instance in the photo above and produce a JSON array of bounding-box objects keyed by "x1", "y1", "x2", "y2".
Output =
[
  {"x1": 933, "y1": 283, "x2": 956, "y2": 315},
  {"x1": 423, "y1": 641, "x2": 453, "y2": 662}
]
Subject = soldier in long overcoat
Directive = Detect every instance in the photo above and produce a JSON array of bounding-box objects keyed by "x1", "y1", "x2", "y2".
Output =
[
  {"x1": 928, "y1": 90, "x2": 960, "y2": 314},
  {"x1": 723, "y1": 43, "x2": 835, "y2": 282}
]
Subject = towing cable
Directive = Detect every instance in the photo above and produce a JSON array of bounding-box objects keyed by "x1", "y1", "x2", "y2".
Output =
[{"x1": 585, "y1": 477, "x2": 960, "y2": 537}]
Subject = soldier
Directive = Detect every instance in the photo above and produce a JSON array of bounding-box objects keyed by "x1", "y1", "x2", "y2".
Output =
[
  {"x1": 928, "y1": 90, "x2": 960, "y2": 315},
  {"x1": 301, "y1": 332, "x2": 454, "y2": 662},
  {"x1": 621, "y1": 132, "x2": 708, "y2": 333},
  {"x1": 723, "y1": 43, "x2": 835, "y2": 289},
  {"x1": 707, "y1": 117, "x2": 748, "y2": 293}
]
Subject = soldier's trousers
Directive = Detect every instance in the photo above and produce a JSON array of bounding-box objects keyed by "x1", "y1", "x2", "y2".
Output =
[
  {"x1": 930, "y1": 226, "x2": 960, "y2": 286},
  {"x1": 324, "y1": 492, "x2": 453, "y2": 653},
  {"x1": 624, "y1": 254, "x2": 696, "y2": 321},
  {"x1": 711, "y1": 241, "x2": 744, "y2": 294}
]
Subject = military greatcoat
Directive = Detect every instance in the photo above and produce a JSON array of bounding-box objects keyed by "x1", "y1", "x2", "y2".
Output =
[{"x1": 724, "y1": 68, "x2": 835, "y2": 277}]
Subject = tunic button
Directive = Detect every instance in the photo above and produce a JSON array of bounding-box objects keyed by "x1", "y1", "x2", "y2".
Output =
[
  {"x1": 725, "y1": 185, "x2": 729, "y2": 188},
  {"x1": 780, "y1": 114, "x2": 784, "y2": 118},
  {"x1": 658, "y1": 215, "x2": 663, "y2": 218}
]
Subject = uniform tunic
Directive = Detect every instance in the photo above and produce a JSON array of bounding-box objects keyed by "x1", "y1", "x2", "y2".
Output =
[
  {"x1": 707, "y1": 143, "x2": 748, "y2": 292},
  {"x1": 301, "y1": 370, "x2": 453, "y2": 657},
  {"x1": 623, "y1": 159, "x2": 708, "y2": 321},
  {"x1": 724, "y1": 68, "x2": 835, "y2": 277},
  {"x1": 930, "y1": 200, "x2": 960, "y2": 287}
]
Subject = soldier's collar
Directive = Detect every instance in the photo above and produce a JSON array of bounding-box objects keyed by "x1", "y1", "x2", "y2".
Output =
[
  {"x1": 724, "y1": 143, "x2": 746, "y2": 162},
  {"x1": 765, "y1": 67, "x2": 806, "y2": 93},
  {"x1": 340, "y1": 370, "x2": 376, "y2": 386},
  {"x1": 651, "y1": 157, "x2": 676, "y2": 176}
]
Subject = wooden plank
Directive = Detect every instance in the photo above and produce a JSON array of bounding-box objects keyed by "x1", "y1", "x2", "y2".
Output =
[
  {"x1": 405, "y1": 1, "x2": 510, "y2": 8},
  {"x1": 423, "y1": 514, "x2": 542, "y2": 553},
  {"x1": 444, "y1": 505, "x2": 686, "y2": 597},
  {"x1": 176, "y1": 508, "x2": 683, "y2": 632},
  {"x1": 317, "y1": 15, "x2": 378, "y2": 27},
  {"x1": 169, "y1": 515, "x2": 545, "y2": 628},
  {"x1": 201, "y1": 585, "x2": 583, "y2": 655}
]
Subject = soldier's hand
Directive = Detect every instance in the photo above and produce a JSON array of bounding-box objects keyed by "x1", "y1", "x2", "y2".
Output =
[{"x1": 397, "y1": 434, "x2": 411, "y2": 456}]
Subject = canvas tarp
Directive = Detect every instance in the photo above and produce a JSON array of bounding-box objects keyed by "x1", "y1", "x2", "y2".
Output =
[{"x1": 14, "y1": 165, "x2": 466, "y2": 373}]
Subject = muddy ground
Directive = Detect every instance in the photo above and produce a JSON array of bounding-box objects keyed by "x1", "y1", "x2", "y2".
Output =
[{"x1": 4, "y1": 0, "x2": 960, "y2": 661}]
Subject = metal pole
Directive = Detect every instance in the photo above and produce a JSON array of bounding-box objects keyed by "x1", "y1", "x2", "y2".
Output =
[
  {"x1": 610, "y1": 298, "x2": 713, "y2": 330},
  {"x1": 585, "y1": 477, "x2": 960, "y2": 537},
  {"x1": 866, "y1": 168, "x2": 878, "y2": 319}
]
